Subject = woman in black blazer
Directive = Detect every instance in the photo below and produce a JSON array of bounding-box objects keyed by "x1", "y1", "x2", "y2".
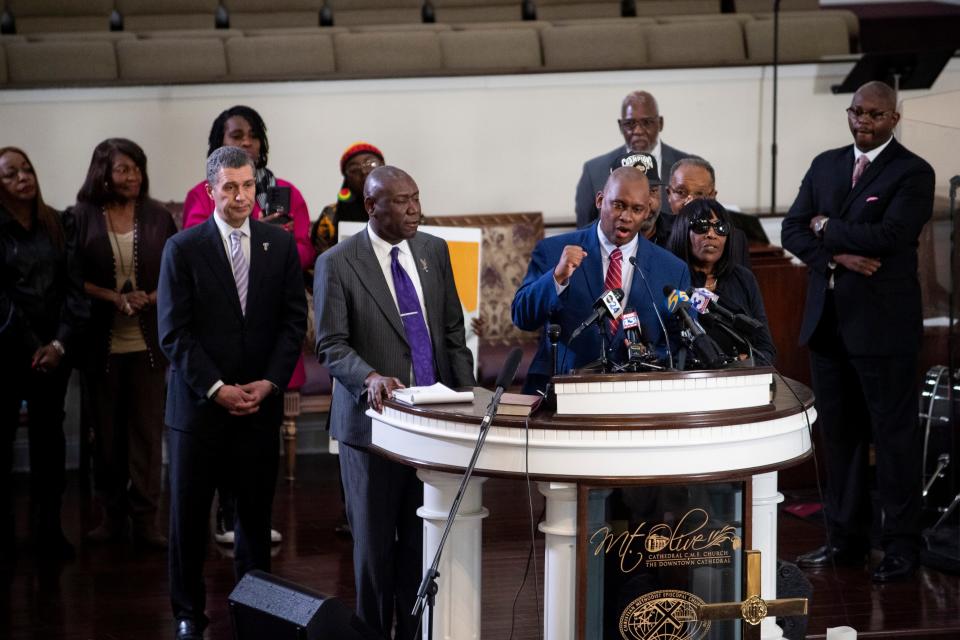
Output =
[{"x1": 667, "y1": 199, "x2": 776, "y2": 366}]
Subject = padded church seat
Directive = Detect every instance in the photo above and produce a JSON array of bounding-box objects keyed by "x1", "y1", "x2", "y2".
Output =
[
  {"x1": 222, "y1": 0, "x2": 324, "y2": 29},
  {"x1": 550, "y1": 17, "x2": 655, "y2": 27},
  {"x1": 325, "y1": 0, "x2": 422, "y2": 26},
  {"x1": 450, "y1": 20, "x2": 553, "y2": 30},
  {"x1": 744, "y1": 13, "x2": 851, "y2": 63},
  {"x1": 333, "y1": 30, "x2": 443, "y2": 73},
  {"x1": 753, "y1": 10, "x2": 861, "y2": 43},
  {"x1": 540, "y1": 22, "x2": 647, "y2": 70},
  {"x1": 439, "y1": 28, "x2": 542, "y2": 70},
  {"x1": 633, "y1": 0, "x2": 721, "y2": 16},
  {"x1": 115, "y1": 0, "x2": 220, "y2": 31},
  {"x1": 535, "y1": 0, "x2": 621, "y2": 21},
  {"x1": 432, "y1": 0, "x2": 525, "y2": 23},
  {"x1": 226, "y1": 33, "x2": 335, "y2": 79},
  {"x1": 23, "y1": 31, "x2": 137, "y2": 42},
  {"x1": 136, "y1": 28, "x2": 245, "y2": 40},
  {"x1": 734, "y1": 0, "x2": 818, "y2": 12},
  {"x1": 5, "y1": 39, "x2": 117, "y2": 84},
  {"x1": 243, "y1": 26, "x2": 348, "y2": 37},
  {"x1": 645, "y1": 20, "x2": 747, "y2": 67},
  {"x1": 349, "y1": 23, "x2": 453, "y2": 33},
  {"x1": 116, "y1": 37, "x2": 227, "y2": 82},
  {"x1": 5, "y1": 0, "x2": 113, "y2": 33}
]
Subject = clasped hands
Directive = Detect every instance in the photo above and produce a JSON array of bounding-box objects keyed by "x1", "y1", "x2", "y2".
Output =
[
  {"x1": 810, "y1": 214, "x2": 881, "y2": 277},
  {"x1": 114, "y1": 290, "x2": 152, "y2": 316},
  {"x1": 214, "y1": 380, "x2": 275, "y2": 416}
]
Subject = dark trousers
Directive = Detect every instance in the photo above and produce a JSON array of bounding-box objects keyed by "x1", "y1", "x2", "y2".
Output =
[
  {"x1": 81, "y1": 352, "x2": 165, "y2": 530},
  {"x1": 809, "y1": 294, "x2": 922, "y2": 558},
  {"x1": 339, "y1": 442, "x2": 422, "y2": 640},
  {"x1": 0, "y1": 355, "x2": 70, "y2": 557},
  {"x1": 167, "y1": 423, "x2": 279, "y2": 626}
]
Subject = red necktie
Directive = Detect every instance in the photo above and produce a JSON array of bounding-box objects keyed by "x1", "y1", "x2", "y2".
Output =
[
  {"x1": 851, "y1": 154, "x2": 870, "y2": 187},
  {"x1": 604, "y1": 248, "x2": 622, "y2": 334}
]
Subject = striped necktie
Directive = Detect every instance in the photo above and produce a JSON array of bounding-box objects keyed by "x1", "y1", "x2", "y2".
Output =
[
  {"x1": 229, "y1": 229, "x2": 248, "y2": 314},
  {"x1": 604, "y1": 247, "x2": 622, "y2": 335},
  {"x1": 851, "y1": 154, "x2": 870, "y2": 187}
]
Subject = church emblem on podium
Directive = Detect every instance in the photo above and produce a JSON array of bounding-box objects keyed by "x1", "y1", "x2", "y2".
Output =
[{"x1": 618, "y1": 590, "x2": 711, "y2": 640}]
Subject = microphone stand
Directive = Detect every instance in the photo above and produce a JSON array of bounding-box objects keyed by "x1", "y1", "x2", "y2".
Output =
[
  {"x1": 770, "y1": 0, "x2": 781, "y2": 215},
  {"x1": 596, "y1": 320, "x2": 610, "y2": 373},
  {"x1": 543, "y1": 324, "x2": 561, "y2": 410},
  {"x1": 412, "y1": 382, "x2": 514, "y2": 639}
]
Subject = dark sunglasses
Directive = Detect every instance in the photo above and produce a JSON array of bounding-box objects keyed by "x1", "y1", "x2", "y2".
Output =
[{"x1": 689, "y1": 218, "x2": 729, "y2": 236}]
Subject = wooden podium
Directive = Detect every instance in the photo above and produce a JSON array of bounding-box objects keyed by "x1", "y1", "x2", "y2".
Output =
[{"x1": 367, "y1": 368, "x2": 814, "y2": 640}]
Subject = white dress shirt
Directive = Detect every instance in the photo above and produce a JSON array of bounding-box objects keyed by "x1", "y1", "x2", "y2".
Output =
[{"x1": 555, "y1": 226, "x2": 638, "y2": 303}]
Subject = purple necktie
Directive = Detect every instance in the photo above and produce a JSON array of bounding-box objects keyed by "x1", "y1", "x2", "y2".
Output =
[{"x1": 390, "y1": 246, "x2": 436, "y2": 386}]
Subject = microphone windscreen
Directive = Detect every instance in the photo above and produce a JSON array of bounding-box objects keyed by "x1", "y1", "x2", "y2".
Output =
[
  {"x1": 662, "y1": 284, "x2": 674, "y2": 297},
  {"x1": 494, "y1": 346, "x2": 524, "y2": 390}
]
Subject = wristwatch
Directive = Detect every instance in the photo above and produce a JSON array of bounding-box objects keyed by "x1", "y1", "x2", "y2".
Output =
[
  {"x1": 50, "y1": 339, "x2": 65, "y2": 356},
  {"x1": 813, "y1": 217, "x2": 829, "y2": 236}
]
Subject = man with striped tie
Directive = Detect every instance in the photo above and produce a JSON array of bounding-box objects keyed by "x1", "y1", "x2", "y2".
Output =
[
  {"x1": 157, "y1": 145, "x2": 307, "y2": 640},
  {"x1": 513, "y1": 166, "x2": 690, "y2": 394}
]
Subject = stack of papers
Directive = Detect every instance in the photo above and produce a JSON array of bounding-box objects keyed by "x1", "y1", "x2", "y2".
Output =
[{"x1": 392, "y1": 383, "x2": 474, "y2": 405}]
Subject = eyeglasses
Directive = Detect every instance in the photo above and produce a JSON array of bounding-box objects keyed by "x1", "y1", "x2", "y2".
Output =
[
  {"x1": 345, "y1": 159, "x2": 382, "y2": 176},
  {"x1": 618, "y1": 117, "x2": 659, "y2": 132},
  {"x1": 689, "y1": 218, "x2": 729, "y2": 237},
  {"x1": 846, "y1": 107, "x2": 892, "y2": 121},
  {"x1": 668, "y1": 186, "x2": 711, "y2": 201}
]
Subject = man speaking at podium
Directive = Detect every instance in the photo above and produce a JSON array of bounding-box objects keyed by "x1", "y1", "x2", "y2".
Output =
[
  {"x1": 513, "y1": 166, "x2": 690, "y2": 394},
  {"x1": 314, "y1": 166, "x2": 475, "y2": 639}
]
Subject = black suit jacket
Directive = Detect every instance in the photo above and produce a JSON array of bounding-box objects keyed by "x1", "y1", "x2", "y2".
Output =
[
  {"x1": 575, "y1": 142, "x2": 691, "y2": 227},
  {"x1": 781, "y1": 138, "x2": 934, "y2": 357},
  {"x1": 157, "y1": 216, "x2": 307, "y2": 432}
]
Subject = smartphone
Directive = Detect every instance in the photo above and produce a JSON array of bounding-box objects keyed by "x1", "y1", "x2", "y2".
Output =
[{"x1": 265, "y1": 186, "x2": 292, "y2": 224}]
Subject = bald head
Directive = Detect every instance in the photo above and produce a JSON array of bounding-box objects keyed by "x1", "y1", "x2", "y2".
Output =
[
  {"x1": 363, "y1": 165, "x2": 411, "y2": 200},
  {"x1": 621, "y1": 91, "x2": 658, "y2": 117},
  {"x1": 854, "y1": 81, "x2": 897, "y2": 111},
  {"x1": 619, "y1": 91, "x2": 663, "y2": 154}
]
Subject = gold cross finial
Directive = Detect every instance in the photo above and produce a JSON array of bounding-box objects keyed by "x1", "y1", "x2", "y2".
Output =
[{"x1": 697, "y1": 550, "x2": 808, "y2": 639}]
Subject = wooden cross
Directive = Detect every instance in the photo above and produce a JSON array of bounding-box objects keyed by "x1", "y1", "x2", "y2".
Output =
[{"x1": 697, "y1": 550, "x2": 808, "y2": 640}]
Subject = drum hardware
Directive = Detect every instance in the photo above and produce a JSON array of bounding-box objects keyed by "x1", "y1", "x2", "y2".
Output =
[{"x1": 923, "y1": 453, "x2": 950, "y2": 498}]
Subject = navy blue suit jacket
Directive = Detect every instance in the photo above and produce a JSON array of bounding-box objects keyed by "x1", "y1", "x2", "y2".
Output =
[
  {"x1": 157, "y1": 216, "x2": 307, "y2": 432},
  {"x1": 512, "y1": 223, "x2": 690, "y2": 382},
  {"x1": 781, "y1": 138, "x2": 934, "y2": 357}
]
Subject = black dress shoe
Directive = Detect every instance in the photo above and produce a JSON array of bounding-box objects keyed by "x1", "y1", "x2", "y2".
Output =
[
  {"x1": 796, "y1": 544, "x2": 867, "y2": 568},
  {"x1": 872, "y1": 554, "x2": 917, "y2": 583},
  {"x1": 175, "y1": 619, "x2": 203, "y2": 640}
]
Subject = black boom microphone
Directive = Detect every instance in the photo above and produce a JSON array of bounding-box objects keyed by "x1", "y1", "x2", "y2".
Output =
[
  {"x1": 569, "y1": 288, "x2": 625, "y2": 341},
  {"x1": 662, "y1": 286, "x2": 726, "y2": 369}
]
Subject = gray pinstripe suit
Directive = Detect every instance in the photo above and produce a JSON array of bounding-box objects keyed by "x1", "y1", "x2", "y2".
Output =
[{"x1": 313, "y1": 227, "x2": 474, "y2": 638}]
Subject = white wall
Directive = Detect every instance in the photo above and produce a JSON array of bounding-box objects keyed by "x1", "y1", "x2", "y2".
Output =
[{"x1": 1, "y1": 58, "x2": 958, "y2": 224}]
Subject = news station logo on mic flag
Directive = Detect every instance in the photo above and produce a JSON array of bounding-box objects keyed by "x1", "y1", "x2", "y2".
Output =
[
  {"x1": 622, "y1": 310, "x2": 640, "y2": 330},
  {"x1": 602, "y1": 289, "x2": 624, "y2": 320},
  {"x1": 665, "y1": 289, "x2": 689, "y2": 315}
]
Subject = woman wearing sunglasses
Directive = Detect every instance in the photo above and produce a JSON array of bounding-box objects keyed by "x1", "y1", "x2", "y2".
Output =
[{"x1": 666, "y1": 199, "x2": 776, "y2": 366}]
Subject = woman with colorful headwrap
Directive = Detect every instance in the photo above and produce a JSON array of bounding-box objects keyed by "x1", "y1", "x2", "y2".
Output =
[{"x1": 310, "y1": 142, "x2": 384, "y2": 256}]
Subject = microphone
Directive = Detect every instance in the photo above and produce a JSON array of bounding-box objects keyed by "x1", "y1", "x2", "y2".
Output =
[
  {"x1": 690, "y1": 287, "x2": 763, "y2": 335},
  {"x1": 662, "y1": 286, "x2": 726, "y2": 369},
  {"x1": 621, "y1": 308, "x2": 642, "y2": 344},
  {"x1": 569, "y1": 288, "x2": 625, "y2": 341},
  {"x1": 480, "y1": 347, "x2": 524, "y2": 430},
  {"x1": 628, "y1": 256, "x2": 674, "y2": 369}
]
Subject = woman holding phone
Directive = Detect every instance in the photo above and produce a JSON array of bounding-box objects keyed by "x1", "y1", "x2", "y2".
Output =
[{"x1": 183, "y1": 105, "x2": 315, "y2": 270}]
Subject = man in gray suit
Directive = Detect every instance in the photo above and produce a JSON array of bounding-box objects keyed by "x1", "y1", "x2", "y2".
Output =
[
  {"x1": 575, "y1": 90, "x2": 693, "y2": 227},
  {"x1": 313, "y1": 166, "x2": 475, "y2": 640}
]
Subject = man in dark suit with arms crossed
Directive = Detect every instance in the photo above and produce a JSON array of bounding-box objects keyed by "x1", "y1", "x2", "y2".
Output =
[
  {"x1": 782, "y1": 81, "x2": 934, "y2": 582},
  {"x1": 158, "y1": 146, "x2": 307, "y2": 639},
  {"x1": 314, "y1": 166, "x2": 475, "y2": 639}
]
